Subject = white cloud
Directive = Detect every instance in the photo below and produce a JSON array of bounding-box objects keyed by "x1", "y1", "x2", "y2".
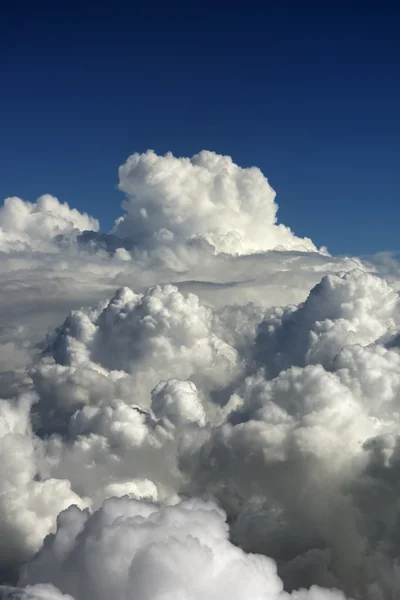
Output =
[
  {"x1": 151, "y1": 379, "x2": 206, "y2": 428},
  {"x1": 255, "y1": 269, "x2": 400, "y2": 375},
  {"x1": 31, "y1": 284, "x2": 241, "y2": 420},
  {"x1": 0, "y1": 195, "x2": 98, "y2": 252},
  {"x1": 18, "y1": 498, "x2": 349, "y2": 600},
  {"x1": 1, "y1": 149, "x2": 400, "y2": 599},
  {"x1": 0, "y1": 393, "x2": 88, "y2": 574},
  {"x1": 115, "y1": 150, "x2": 321, "y2": 255}
]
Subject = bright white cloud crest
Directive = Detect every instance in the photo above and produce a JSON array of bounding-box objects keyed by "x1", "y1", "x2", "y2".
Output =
[
  {"x1": 0, "y1": 150, "x2": 399, "y2": 600},
  {"x1": 115, "y1": 150, "x2": 320, "y2": 254},
  {"x1": 0, "y1": 195, "x2": 98, "y2": 251}
]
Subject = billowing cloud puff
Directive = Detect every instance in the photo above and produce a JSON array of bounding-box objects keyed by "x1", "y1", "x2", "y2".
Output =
[
  {"x1": 115, "y1": 150, "x2": 320, "y2": 255},
  {"x1": 0, "y1": 195, "x2": 98, "y2": 251},
  {"x1": 0, "y1": 393, "x2": 87, "y2": 577},
  {"x1": 17, "y1": 498, "x2": 348, "y2": 600},
  {"x1": 31, "y1": 284, "x2": 240, "y2": 430},
  {"x1": 177, "y1": 360, "x2": 397, "y2": 597},
  {"x1": 43, "y1": 395, "x2": 182, "y2": 508},
  {"x1": 256, "y1": 269, "x2": 400, "y2": 375},
  {"x1": 151, "y1": 379, "x2": 206, "y2": 428},
  {"x1": 334, "y1": 344, "x2": 400, "y2": 426}
]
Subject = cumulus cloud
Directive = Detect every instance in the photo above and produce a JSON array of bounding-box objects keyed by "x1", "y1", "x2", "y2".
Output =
[
  {"x1": 115, "y1": 150, "x2": 321, "y2": 255},
  {"x1": 255, "y1": 269, "x2": 400, "y2": 376},
  {"x1": 0, "y1": 195, "x2": 98, "y2": 251},
  {"x1": 0, "y1": 393, "x2": 87, "y2": 580},
  {"x1": 151, "y1": 379, "x2": 206, "y2": 428},
  {"x1": 1, "y1": 149, "x2": 400, "y2": 600},
  {"x1": 176, "y1": 273, "x2": 400, "y2": 599},
  {"x1": 30, "y1": 283, "x2": 240, "y2": 432},
  {"x1": 17, "y1": 498, "x2": 348, "y2": 600}
]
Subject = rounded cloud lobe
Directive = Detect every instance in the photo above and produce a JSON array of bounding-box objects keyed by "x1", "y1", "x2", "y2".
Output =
[
  {"x1": 115, "y1": 150, "x2": 319, "y2": 255},
  {"x1": 1, "y1": 150, "x2": 400, "y2": 600},
  {"x1": 17, "y1": 498, "x2": 348, "y2": 600},
  {"x1": 0, "y1": 195, "x2": 98, "y2": 251}
]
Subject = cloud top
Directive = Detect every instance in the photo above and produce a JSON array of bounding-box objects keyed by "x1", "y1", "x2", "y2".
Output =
[
  {"x1": 0, "y1": 195, "x2": 98, "y2": 251},
  {"x1": 115, "y1": 150, "x2": 319, "y2": 255}
]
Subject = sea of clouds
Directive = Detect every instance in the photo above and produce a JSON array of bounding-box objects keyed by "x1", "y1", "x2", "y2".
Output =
[{"x1": 1, "y1": 150, "x2": 400, "y2": 600}]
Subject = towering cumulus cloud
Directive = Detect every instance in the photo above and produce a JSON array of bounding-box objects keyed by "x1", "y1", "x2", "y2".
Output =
[
  {"x1": 0, "y1": 150, "x2": 399, "y2": 599},
  {"x1": 115, "y1": 150, "x2": 319, "y2": 254}
]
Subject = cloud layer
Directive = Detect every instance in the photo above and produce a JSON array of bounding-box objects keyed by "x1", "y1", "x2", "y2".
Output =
[{"x1": 1, "y1": 150, "x2": 400, "y2": 600}]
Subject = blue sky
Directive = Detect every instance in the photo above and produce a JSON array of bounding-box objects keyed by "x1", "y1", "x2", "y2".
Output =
[{"x1": 1, "y1": 0, "x2": 399, "y2": 256}]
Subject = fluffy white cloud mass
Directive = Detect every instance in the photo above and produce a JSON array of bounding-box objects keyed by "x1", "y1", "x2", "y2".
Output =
[
  {"x1": 1, "y1": 149, "x2": 400, "y2": 600},
  {"x1": 115, "y1": 150, "x2": 320, "y2": 255},
  {"x1": 0, "y1": 195, "x2": 98, "y2": 251},
  {"x1": 15, "y1": 498, "x2": 347, "y2": 600}
]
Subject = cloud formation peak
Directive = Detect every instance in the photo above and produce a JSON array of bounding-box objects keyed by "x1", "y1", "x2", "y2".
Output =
[{"x1": 115, "y1": 150, "x2": 320, "y2": 255}]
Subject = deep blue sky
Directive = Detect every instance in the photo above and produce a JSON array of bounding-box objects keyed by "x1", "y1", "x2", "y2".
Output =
[{"x1": 1, "y1": 0, "x2": 399, "y2": 256}]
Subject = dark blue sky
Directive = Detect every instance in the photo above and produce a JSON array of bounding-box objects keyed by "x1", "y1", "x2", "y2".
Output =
[{"x1": 1, "y1": 0, "x2": 399, "y2": 255}]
